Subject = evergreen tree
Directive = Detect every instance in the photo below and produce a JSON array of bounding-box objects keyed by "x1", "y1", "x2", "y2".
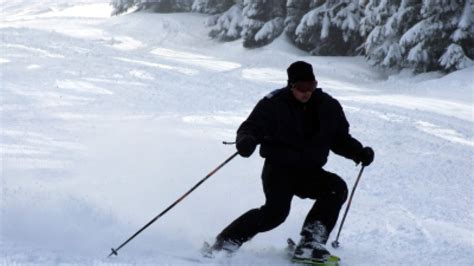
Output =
[
  {"x1": 111, "y1": 0, "x2": 139, "y2": 15},
  {"x1": 111, "y1": 0, "x2": 193, "y2": 15},
  {"x1": 332, "y1": 0, "x2": 364, "y2": 43},
  {"x1": 360, "y1": 0, "x2": 388, "y2": 37},
  {"x1": 192, "y1": 0, "x2": 234, "y2": 14},
  {"x1": 362, "y1": 0, "x2": 421, "y2": 68},
  {"x1": 110, "y1": 0, "x2": 471, "y2": 73},
  {"x1": 285, "y1": 0, "x2": 311, "y2": 40},
  {"x1": 400, "y1": 0, "x2": 471, "y2": 72},
  {"x1": 141, "y1": 0, "x2": 193, "y2": 13},
  {"x1": 360, "y1": 0, "x2": 399, "y2": 58},
  {"x1": 294, "y1": 0, "x2": 363, "y2": 55},
  {"x1": 438, "y1": 0, "x2": 473, "y2": 71},
  {"x1": 241, "y1": 0, "x2": 286, "y2": 48},
  {"x1": 439, "y1": 43, "x2": 473, "y2": 71}
]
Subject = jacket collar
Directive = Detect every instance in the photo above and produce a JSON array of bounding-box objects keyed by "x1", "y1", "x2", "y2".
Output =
[{"x1": 282, "y1": 86, "x2": 324, "y2": 105}]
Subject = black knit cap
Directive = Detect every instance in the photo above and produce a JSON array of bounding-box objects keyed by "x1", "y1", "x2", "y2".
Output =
[{"x1": 287, "y1": 61, "x2": 316, "y2": 86}]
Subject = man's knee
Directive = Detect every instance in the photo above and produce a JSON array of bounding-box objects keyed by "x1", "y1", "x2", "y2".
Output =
[
  {"x1": 329, "y1": 174, "x2": 348, "y2": 205},
  {"x1": 259, "y1": 204, "x2": 290, "y2": 231}
]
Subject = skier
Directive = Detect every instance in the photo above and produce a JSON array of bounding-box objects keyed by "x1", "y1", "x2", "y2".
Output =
[{"x1": 208, "y1": 61, "x2": 374, "y2": 262}]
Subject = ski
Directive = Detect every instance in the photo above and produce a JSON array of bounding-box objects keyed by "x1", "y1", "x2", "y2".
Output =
[
  {"x1": 154, "y1": 249, "x2": 204, "y2": 264},
  {"x1": 287, "y1": 238, "x2": 341, "y2": 266},
  {"x1": 200, "y1": 241, "x2": 213, "y2": 258},
  {"x1": 202, "y1": 239, "x2": 341, "y2": 265}
]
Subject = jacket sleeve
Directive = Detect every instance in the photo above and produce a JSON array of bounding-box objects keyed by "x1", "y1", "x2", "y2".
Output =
[
  {"x1": 330, "y1": 101, "x2": 363, "y2": 163},
  {"x1": 236, "y1": 98, "x2": 275, "y2": 144}
]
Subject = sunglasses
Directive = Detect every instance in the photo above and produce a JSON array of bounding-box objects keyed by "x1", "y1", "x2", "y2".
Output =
[{"x1": 292, "y1": 81, "x2": 317, "y2": 93}]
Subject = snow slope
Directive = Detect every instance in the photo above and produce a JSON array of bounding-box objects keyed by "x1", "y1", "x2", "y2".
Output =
[{"x1": 1, "y1": 1, "x2": 473, "y2": 265}]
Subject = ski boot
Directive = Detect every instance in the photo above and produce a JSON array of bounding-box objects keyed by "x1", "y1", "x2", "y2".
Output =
[
  {"x1": 201, "y1": 237, "x2": 240, "y2": 258},
  {"x1": 292, "y1": 221, "x2": 340, "y2": 265},
  {"x1": 292, "y1": 236, "x2": 332, "y2": 262}
]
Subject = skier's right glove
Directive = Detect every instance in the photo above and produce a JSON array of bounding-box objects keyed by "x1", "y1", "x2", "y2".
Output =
[
  {"x1": 236, "y1": 134, "x2": 257, "y2": 157},
  {"x1": 357, "y1": 146, "x2": 374, "y2": 166}
]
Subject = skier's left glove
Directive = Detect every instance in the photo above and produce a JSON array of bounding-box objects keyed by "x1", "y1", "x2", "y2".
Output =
[{"x1": 357, "y1": 146, "x2": 374, "y2": 166}]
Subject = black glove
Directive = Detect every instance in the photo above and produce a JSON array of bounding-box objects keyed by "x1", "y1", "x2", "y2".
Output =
[
  {"x1": 236, "y1": 135, "x2": 257, "y2": 157},
  {"x1": 357, "y1": 147, "x2": 374, "y2": 166}
]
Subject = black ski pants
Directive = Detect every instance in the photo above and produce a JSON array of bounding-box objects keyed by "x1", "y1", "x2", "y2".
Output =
[{"x1": 217, "y1": 160, "x2": 348, "y2": 246}]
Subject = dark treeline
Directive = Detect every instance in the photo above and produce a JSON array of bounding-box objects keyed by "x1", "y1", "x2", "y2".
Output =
[{"x1": 112, "y1": 0, "x2": 473, "y2": 73}]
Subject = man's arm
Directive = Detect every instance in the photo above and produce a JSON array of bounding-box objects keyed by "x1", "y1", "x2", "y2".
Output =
[
  {"x1": 236, "y1": 98, "x2": 275, "y2": 157},
  {"x1": 330, "y1": 102, "x2": 364, "y2": 163}
]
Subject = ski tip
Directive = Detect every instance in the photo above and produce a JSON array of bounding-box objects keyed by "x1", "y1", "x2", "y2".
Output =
[
  {"x1": 328, "y1": 255, "x2": 341, "y2": 262},
  {"x1": 292, "y1": 257, "x2": 339, "y2": 266},
  {"x1": 287, "y1": 238, "x2": 296, "y2": 246},
  {"x1": 200, "y1": 242, "x2": 214, "y2": 258}
]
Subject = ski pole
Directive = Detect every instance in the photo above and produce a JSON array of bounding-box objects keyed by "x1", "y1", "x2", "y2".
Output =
[
  {"x1": 108, "y1": 151, "x2": 239, "y2": 258},
  {"x1": 331, "y1": 166, "x2": 365, "y2": 249}
]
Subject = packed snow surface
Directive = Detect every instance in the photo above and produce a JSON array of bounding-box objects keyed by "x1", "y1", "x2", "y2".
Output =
[{"x1": 1, "y1": 1, "x2": 473, "y2": 265}]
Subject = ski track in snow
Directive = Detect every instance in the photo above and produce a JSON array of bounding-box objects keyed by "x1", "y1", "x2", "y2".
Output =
[{"x1": 1, "y1": 1, "x2": 473, "y2": 265}]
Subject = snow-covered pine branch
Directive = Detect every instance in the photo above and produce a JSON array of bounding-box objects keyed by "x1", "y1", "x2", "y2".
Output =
[
  {"x1": 439, "y1": 43, "x2": 474, "y2": 71},
  {"x1": 111, "y1": 0, "x2": 140, "y2": 15},
  {"x1": 363, "y1": 0, "x2": 421, "y2": 69},
  {"x1": 254, "y1": 17, "x2": 285, "y2": 44},
  {"x1": 241, "y1": 0, "x2": 286, "y2": 48},
  {"x1": 284, "y1": 0, "x2": 311, "y2": 40},
  {"x1": 111, "y1": 0, "x2": 193, "y2": 15},
  {"x1": 192, "y1": 0, "x2": 234, "y2": 14},
  {"x1": 401, "y1": 0, "x2": 471, "y2": 72},
  {"x1": 293, "y1": 0, "x2": 362, "y2": 55},
  {"x1": 208, "y1": 3, "x2": 244, "y2": 41},
  {"x1": 439, "y1": 0, "x2": 474, "y2": 71}
]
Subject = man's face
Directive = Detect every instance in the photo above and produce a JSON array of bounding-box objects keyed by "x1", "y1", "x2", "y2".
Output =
[{"x1": 291, "y1": 81, "x2": 317, "y2": 103}]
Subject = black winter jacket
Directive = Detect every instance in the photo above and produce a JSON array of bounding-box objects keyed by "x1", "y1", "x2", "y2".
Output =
[{"x1": 237, "y1": 87, "x2": 363, "y2": 168}]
